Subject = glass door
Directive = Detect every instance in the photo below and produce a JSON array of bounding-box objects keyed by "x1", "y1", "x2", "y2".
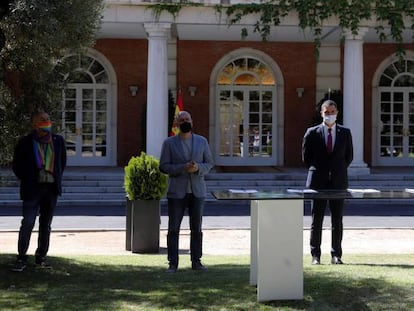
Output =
[
  {"x1": 62, "y1": 85, "x2": 110, "y2": 165},
  {"x1": 378, "y1": 89, "x2": 414, "y2": 165},
  {"x1": 216, "y1": 87, "x2": 275, "y2": 165}
]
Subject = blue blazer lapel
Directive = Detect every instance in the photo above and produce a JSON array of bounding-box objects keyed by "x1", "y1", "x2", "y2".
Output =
[
  {"x1": 172, "y1": 135, "x2": 187, "y2": 162},
  {"x1": 190, "y1": 135, "x2": 199, "y2": 160}
]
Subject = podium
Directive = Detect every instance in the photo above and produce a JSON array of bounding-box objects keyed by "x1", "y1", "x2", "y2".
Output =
[{"x1": 213, "y1": 189, "x2": 414, "y2": 302}]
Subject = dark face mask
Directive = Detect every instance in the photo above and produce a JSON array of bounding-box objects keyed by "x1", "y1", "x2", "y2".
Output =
[{"x1": 179, "y1": 121, "x2": 192, "y2": 133}]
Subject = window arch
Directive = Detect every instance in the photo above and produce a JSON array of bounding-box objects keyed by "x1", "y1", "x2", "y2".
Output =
[
  {"x1": 61, "y1": 54, "x2": 109, "y2": 84},
  {"x1": 379, "y1": 59, "x2": 414, "y2": 87},
  {"x1": 217, "y1": 56, "x2": 275, "y2": 86}
]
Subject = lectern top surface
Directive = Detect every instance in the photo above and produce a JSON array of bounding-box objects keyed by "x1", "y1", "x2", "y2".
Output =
[{"x1": 212, "y1": 189, "x2": 414, "y2": 200}]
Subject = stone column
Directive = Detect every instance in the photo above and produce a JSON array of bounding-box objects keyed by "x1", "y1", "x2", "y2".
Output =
[
  {"x1": 144, "y1": 23, "x2": 171, "y2": 159},
  {"x1": 343, "y1": 28, "x2": 370, "y2": 175}
]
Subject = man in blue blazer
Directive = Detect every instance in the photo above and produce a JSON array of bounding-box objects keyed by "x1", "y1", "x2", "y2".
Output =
[
  {"x1": 12, "y1": 111, "x2": 66, "y2": 272},
  {"x1": 160, "y1": 111, "x2": 214, "y2": 273},
  {"x1": 302, "y1": 100, "x2": 353, "y2": 265}
]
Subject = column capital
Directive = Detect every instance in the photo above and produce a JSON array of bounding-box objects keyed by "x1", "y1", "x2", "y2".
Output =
[
  {"x1": 144, "y1": 22, "x2": 171, "y2": 39},
  {"x1": 343, "y1": 27, "x2": 369, "y2": 40}
]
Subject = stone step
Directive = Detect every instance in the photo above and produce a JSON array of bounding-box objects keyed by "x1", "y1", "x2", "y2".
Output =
[
  {"x1": 2, "y1": 178, "x2": 413, "y2": 195},
  {"x1": 2, "y1": 167, "x2": 414, "y2": 208}
]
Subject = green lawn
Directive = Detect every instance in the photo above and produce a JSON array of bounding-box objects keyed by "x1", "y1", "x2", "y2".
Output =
[{"x1": 1, "y1": 253, "x2": 413, "y2": 310}]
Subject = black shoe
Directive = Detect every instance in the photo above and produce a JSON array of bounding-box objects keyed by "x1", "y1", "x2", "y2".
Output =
[
  {"x1": 35, "y1": 257, "x2": 52, "y2": 269},
  {"x1": 192, "y1": 261, "x2": 207, "y2": 271},
  {"x1": 311, "y1": 256, "x2": 320, "y2": 265},
  {"x1": 331, "y1": 256, "x2": 343, "y2": 265},
  {"x1": 166, "y1": 264, "x2": 177, "y2": 273},
  {"x1": 11, "y1": 259, "x2": 27, "y2": 272}
]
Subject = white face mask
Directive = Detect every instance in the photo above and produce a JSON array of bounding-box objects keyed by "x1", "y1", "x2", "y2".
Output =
[{"x1": 323, "y1": 115, "x2": 337, "y2": 125}]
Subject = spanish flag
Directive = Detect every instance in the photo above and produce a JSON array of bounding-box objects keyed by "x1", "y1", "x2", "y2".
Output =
[{"x1": 169, "y1": 89, "x2": 184, "y2": 136}]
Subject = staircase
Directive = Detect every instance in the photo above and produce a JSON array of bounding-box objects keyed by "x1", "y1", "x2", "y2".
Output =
[
  {"x1": 0, "y1": 167, "x2": 126, "y2": 208},
  {"x1": 1, "y1": 166, "x2": 414, "y2": 209}
]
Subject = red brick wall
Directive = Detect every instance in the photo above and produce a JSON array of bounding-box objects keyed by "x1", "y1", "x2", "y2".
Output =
[
  {"x1": 92, "y1": 38, "x2": 414, "y2": 168},
  {"x1": 177, "y1": 40, "x2": 317, "y2": 166},
  {"x1": 94, "y1": 39, "x2": 148, "y2": 166}
]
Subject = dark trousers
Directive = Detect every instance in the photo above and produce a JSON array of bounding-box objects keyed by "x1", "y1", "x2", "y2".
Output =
[
  {"x1": 167, "y1": 194, "x2": 204, "y2": 266},
  {"x1": 310, "y1": 199, "x2": 344, "y2": 258},
  {"x1": 17, "y1": 184, "x2": 58, "y2": 261}
]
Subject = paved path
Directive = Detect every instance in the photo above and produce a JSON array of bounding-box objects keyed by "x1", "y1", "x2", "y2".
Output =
[
  {"x1": 1, "y1": 206, "x2": 414, "y2": 257},
  {"x1": 1, "y1": 229, "x2": 413, "y2": 257},
  {"x1": 1, "y1": 215, "x2": 414, "y2": 257},
  {"x1": 1, "y1": 215, "x2": 414, "y2": 232}
]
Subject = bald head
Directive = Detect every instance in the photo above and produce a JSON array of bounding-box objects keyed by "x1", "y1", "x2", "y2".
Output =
[
  {"x1": 176, "y1": 111, "x2": 193, "y2": 135},
  {"x1": 177, "y1": 111, "x2": 192, "y2": 122}
]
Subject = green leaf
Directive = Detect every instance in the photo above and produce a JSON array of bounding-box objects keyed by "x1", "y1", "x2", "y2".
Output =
[{"x1": 124, "y1": 152, "x2": 168, "y2": 201}]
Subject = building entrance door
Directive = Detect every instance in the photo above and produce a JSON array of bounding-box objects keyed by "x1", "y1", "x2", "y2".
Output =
[
  {"x1": 375, "y1": 58, "x2": 414, "y2": 165},
  {"x1": 62, "y1": 85, "x2": 110, "y2": 165},
  {"x1": 378, "y1": 89, "x2": 414, "y2": 165},
  {"x1": 216, "y1": 87, "x2": 275, "y2": 165},
  {"x1": 59, "y1": 52, "x2": 115, "y2": 166},
  {"x1": 214, "y1": 55, "x2": 277, "y2": 166}
]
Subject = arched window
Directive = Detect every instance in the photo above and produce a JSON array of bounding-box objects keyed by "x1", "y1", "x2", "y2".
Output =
[
  {"x1": 60, "y1": 53, "x2": 113, "y2": 166},
  {"x1": 215, "y1": 56, "x2": 277, "y2": 165},
  {"x1": 377, "y1": 58, "x2": 414, "y2": 165}
]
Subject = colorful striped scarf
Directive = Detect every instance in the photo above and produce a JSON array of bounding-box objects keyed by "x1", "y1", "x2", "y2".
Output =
[{"x1": 33, "y1": 135, "x2": 55, "y2": 174}]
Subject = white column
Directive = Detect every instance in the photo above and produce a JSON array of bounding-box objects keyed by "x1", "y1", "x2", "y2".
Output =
[
  {"x1": 343, "y1": 28, "x2": 370, "y2": 175},
  {"x1": 144, "y1": 23, "x2": 171, "y2": 159}
]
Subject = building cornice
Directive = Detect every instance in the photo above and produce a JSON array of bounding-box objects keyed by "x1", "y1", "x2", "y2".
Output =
[{"x1": 99, "y1": 2, "x2": 414, "y2": 44}]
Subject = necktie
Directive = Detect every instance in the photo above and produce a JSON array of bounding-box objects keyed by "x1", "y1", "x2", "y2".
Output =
[{"x1": 327, "y1": 128, "x2": 333, "y2": 154}]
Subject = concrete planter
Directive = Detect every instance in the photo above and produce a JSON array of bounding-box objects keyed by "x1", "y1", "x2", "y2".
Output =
[
  {"x1": 125, "y1": 198, "x2": 132, "y2": 251},
  {"x1": 129, "y1": 199, "x2": 161, "y2": 253}
]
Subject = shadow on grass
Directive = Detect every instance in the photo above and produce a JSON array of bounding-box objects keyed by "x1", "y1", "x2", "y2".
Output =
[
  {"x1": 1, "y1": 253, "x2": 413, "y2": 310},
  {"x1": 347, "y1": 262, "x2": 414, "y2": 268}
]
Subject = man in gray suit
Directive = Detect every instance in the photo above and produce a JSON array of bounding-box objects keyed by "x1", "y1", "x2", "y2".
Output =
[
  {"x1": 302, "y1": 100, "x2": 353, "y2": 265},
  {"x1": 160, "y1": 111, "x2": 214, "y2": 273}
]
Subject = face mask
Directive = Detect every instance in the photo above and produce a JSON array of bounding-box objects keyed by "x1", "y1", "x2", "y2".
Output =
[
  {"x1": 323, "y1": 115, "x2": 337, "y2": 125},
  {"x1": 179, "y1": 121, "x2": 192, "y2": 133},
  {"x1": 36, "y1": 121, "x2": 52, "y2": 134}
]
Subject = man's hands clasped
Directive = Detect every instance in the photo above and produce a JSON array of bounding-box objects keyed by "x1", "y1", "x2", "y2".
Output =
[{"x1": 184, "y1": 160, "x2": 199, "y2": 173}]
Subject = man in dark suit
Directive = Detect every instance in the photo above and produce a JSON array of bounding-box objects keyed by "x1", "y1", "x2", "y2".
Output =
[
  {"x1": 302, "y1": 100, "x2": 353, "y2": 265},
  {"x1": 11, "y1": 111, "x2": 66, "y2": 272},
  {"x1": 160, "y1": 110, "x2": 214, "y2": 273}
]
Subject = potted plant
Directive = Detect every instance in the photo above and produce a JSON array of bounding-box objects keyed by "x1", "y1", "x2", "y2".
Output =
[{"x1": 124, "y1": 151, "x2": 168, "y2": 253}]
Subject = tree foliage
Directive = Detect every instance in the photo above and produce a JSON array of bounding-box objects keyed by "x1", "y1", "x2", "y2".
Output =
[
  {"x1": 0, "y1": 0, "x2": 104, "y2": 166},
  {"x1": 152, "y1": 1, "x2": 414, "y2": 56},
  {"x1": 220, "y1": 0, "x2": 414, "y2": 55}
]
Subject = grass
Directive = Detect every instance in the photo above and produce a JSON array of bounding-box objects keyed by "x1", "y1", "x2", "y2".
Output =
[{"x1": 0, "y1": 253, "x2": 413, "y2": 310}]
